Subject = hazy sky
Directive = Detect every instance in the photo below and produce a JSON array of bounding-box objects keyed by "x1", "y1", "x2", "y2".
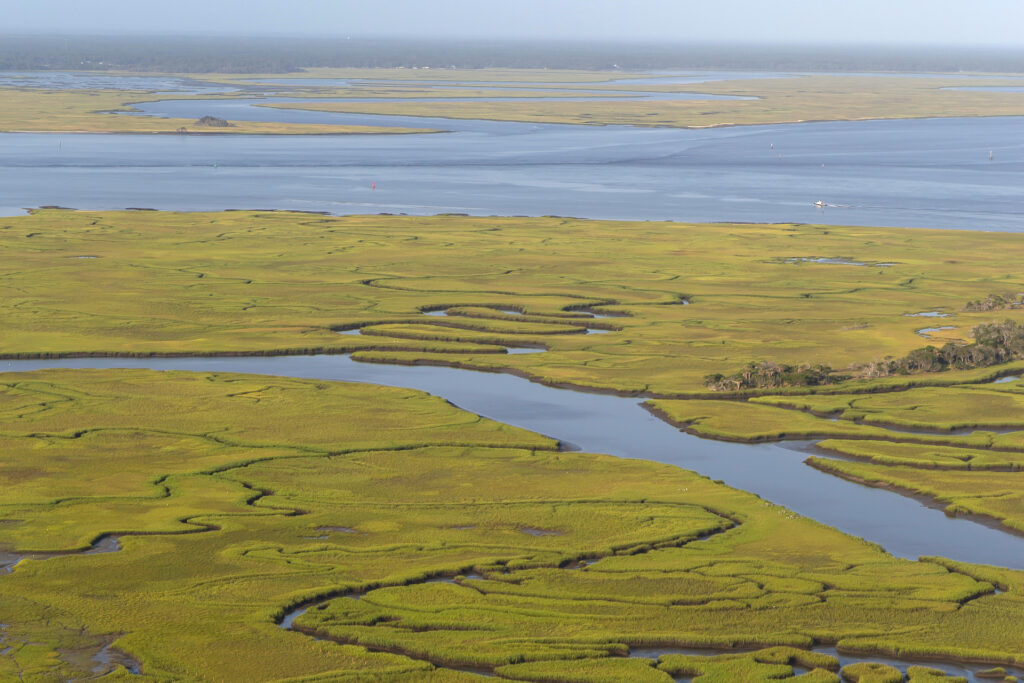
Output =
[{"x1": 7, "y1": 0, "x2": 1024, "y2": 46}]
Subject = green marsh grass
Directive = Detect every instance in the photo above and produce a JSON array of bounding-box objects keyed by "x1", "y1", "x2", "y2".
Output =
[
  {"x1": 7, "y1": 210, "x2": 1024, "y2": 396},
  {"x1": 2, "y1": 370, "x2": 1023, "y2": 680},
  {"x1": 265, "y1": 74, "x2": 1024, "y2": 129},
  {"x1": 7, "y1": 210, "x2": 1024, "y2": 678},
  {"x1": 0, "y1": 87, "x2": 436, "y2": 135}
]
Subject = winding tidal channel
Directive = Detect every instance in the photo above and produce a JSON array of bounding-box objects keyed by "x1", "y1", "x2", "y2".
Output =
[
  {"x1": 5, "y1": 348, "x2": 1023, "y2": 682},
  {"x1": 6, "y1": 350, "x2": 1024, "y2": 570},
  {"x1": 4, "y1": 72, "x2": 1024, "y2": 678},
  {"x1": 2, "y1": 74, "x2": 1024, "y2": 229}
]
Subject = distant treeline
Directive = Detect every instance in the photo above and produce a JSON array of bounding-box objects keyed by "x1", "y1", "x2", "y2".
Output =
[
  {"x1": 706, "y1": 320, "x2": 1024, "y2": 391},
  {"x1": 857, "y1": 320, "x2": 1024, "y2": 378},
  {"x1": 704, "y1": 362, "x2": 838, "y2": 392},
  {"x1": 2, "y1": 35, "x2": 1024, "y2": 74}
]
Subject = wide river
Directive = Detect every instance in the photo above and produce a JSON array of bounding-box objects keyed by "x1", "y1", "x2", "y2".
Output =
[{"x1": 0, "y1": 90, "x2": 1022, "y2": 230}]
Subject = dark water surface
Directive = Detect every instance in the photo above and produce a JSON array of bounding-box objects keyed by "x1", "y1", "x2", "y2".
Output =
[{"x1": 5, "y1": 354, "x2": 1024, "y2": 570}]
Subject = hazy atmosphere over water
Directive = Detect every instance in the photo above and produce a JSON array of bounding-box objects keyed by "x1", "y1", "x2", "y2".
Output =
[{"x1": 6, "y1": 0, "x2": 1024, "y2": 46}]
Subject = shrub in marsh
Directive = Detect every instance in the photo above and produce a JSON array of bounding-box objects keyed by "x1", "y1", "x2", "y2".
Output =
[
  {"x1": 195, "y1": 115, "x2": 233, "y2": 127},
  {"x1": 704, "y1": 362, "x2": 839, "y2": 391},
  {"x1": 964, "y1": 294, "x2": 1024, "y2": 312},
  {"x1": 709, "y1": 320, "x2": 1024, "y2": 389},
  {"x1": 858, "y1": 320, "x2": 1024, "y2": 378}
]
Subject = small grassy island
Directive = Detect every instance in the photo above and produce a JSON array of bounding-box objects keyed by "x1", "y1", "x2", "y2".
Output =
[
  {"x1": 0, "y1": 87, "x2": 437, "y2": 135},
  {"x1": 261, "y1": 72, "x2": 1024, "y2": 129},
  {"x1": 2, "y1": 69, "x2": 1024, "y2": 135}
]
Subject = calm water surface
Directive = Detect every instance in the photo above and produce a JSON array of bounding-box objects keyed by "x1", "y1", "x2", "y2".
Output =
[
  {"x1": 5, "y1": 75, "x2": 1024, "y2": 570},
  {"x1": 1, "y1": 94, "x2": 1022, "y2": 229},
  {"x1": 5, "y1": 354, "x2": 1024, "y2": 570},
  {"x1": 2, "y1": 73, "x2": 1023, "y2": 679}
]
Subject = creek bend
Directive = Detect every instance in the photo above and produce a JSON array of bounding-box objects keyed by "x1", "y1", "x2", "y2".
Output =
[
  {"x1": 5, "y1": 353, "x2": 1024, "y2": 570},
  {"x1": 271, "y1": 527, "x2": 1016, "y2": 682},
  {"x1": 276, "y1": 565, "x2": 1021, "y2": 683},
  {"x1": 5, "y1": 70, "x2": 1024, "y2": 680}
]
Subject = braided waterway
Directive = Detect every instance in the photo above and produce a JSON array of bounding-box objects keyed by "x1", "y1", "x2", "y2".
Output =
[
  {"x1": 2, "y1": 94, "x2": 1023, "y2": 230},
  {"x1": 274, "y1": 562, "x2": 1023, "y2": 682},
  {"x1": 5, "y1": 352, "x2": 1024, "y2": 570}
]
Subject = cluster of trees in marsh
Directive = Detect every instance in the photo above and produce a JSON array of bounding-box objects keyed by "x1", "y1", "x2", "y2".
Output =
[
  {"x1": 194, "y1": 115, "x2": 231, "y2": 127},
  {"x1": 964, "y1": 293, "x2": 1024, "y2": 312},
  {"x1": 704, "y1": 362, "x2": 838, "y2": 391},
  {"x1": 3, "y1": 35, "x2": 1024, "y2": 74},
  {"x1": 859, "y1": 319, "x2": 1024, "y2": 377},
  {"x1": 706, "y1": 320, "x2": 1024, "y2": 390}
]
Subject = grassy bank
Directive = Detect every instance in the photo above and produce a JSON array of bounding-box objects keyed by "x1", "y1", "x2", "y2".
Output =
[
  {"x1": 0, "y1": 87, "x2": 436, "y2": 134},
  {"x1": 2, "y1": 369, "x2": 1023, "y2": 681},
  {"x1": 6, "y1": 210, "x2": 1024, "y2": 677},
  {"x1": 3, "y1": 210, "x2": 1024, "y2": 394},
  {"x1": 8, "y1": 70, "x2": 1024, "y2": 135},
  {"x1": 264, "y1": 74, "x2": 1024, "y2": 128}
]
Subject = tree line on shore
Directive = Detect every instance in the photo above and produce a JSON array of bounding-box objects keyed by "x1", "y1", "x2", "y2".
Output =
[{"x1": 705, "y1": 320, "x2": 1024, "y2": 391}]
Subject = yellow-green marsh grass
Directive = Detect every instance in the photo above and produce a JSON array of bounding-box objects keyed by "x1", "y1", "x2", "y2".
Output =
[
  {"x1": 10, "y1": 70, "x2": 1024, "y2": 136},
  {"x1": 657, "y1": 647, "x2": 840, "y2": 682},
  {"x1": 495, "y1": 657, "x2": 675, "y2": 682},
  {"x1": 8, "y1": 210, "x2": 1024, "y2": 676},
  {"x1": 10, "y1": 209, "x2": 1024, "y2": 568},
  {"x1": 3, "y1": 369, "x2": 1024, "y2": 680},
  {"x1": 644, "y1": 399, "x2": 890, "y2": 442},
  {"x1": 807, "y1": 457, "x2": 1024, "y2": 536},
  {"x1": 816, "y1": 440, "x2": 1024, "y2": 471},
  {"x1": 206, "y1": 67, "x2": 642, "y2": 85},
  {"x1": 757, "y1": 387, "x2": 1024, "y2": 433},
  {"x1": 5, "y1": 210, "x2": 1024, "y2": 396},
  {"x1": 265, "y1": 75, "x2": 1024, "y2": 129},
  {"x1": 0, "y1": 87, "x2": 436, "y2": 135}
]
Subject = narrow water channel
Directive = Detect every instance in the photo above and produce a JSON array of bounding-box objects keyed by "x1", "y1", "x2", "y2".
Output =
[
  {"x1": 274, "y1": 556, "x2": 1020, "y2": 682},
  {"x1": 5, "y1": 353, "x2": 1024, "y2": 569}
]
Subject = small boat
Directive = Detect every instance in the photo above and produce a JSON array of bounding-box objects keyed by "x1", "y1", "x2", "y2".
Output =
[{"x1": 814, "y1": 200, "x2": 827, "y2": 208}]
